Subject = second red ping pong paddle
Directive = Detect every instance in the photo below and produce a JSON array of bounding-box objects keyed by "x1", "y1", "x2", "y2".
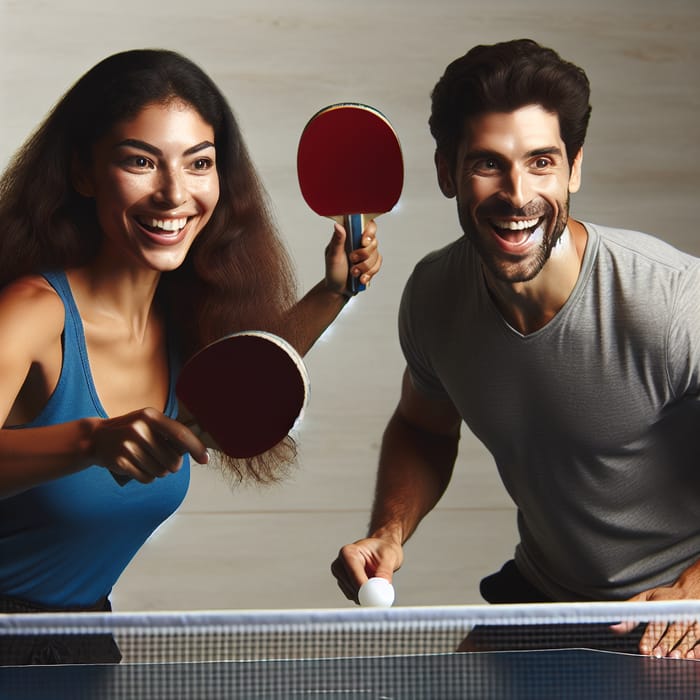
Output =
[
  {"x1": 176, "y1": 331, "x2": 309, "y2": 458},
  {"x1": 111, "y1": 331, "x2": 309, "y2": 485},
  {"x1": 297, "y1": 103, "x2": 404, "y2": 295}
]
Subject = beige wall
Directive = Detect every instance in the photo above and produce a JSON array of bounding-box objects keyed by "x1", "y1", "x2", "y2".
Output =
[{"x1": 1, "y1": 0, "x2": 698, "y2": 611}]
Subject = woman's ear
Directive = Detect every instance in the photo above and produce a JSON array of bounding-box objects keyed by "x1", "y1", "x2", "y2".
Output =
[
  {"x1": 71, "y1": 154, "x2": 94, "y2": 197},
  {"x1": 435, "y1": 150, "x2": 456, "y2": 199}
]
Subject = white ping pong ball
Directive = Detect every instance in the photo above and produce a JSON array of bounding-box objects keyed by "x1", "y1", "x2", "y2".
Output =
[{"x1": 358, "y1": 577, "x2": 395, "y2": 607}]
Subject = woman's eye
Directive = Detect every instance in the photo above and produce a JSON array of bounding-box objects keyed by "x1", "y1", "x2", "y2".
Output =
[
  {"x1": 193, "y1": 158, "x2": 213, "y2": 171},
  {"x1": 125, "y1": 155, "x2": 153, "y2": 169}
]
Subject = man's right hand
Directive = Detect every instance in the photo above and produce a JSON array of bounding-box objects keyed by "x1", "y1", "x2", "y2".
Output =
[{"x1": 331, "y1": 536, "x2": 404, "y2": 604}]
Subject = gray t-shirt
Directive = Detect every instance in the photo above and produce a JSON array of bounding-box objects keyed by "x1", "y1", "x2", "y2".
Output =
[{"x1": 399, "y1": 223, "x2": 700, "y2": 601}]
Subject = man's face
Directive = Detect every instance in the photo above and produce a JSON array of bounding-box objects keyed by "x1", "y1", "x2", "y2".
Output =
[{"x1": 437, "y1": 104, "x2": 582, "y2": 284}]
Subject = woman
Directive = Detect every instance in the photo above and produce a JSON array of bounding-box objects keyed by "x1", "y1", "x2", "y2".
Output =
[{"x1": 0, "y1": 49, "x2": 381, "y2": 662}]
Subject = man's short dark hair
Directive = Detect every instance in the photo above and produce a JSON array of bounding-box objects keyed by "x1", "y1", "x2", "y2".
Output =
[{"x1": 429, "y1": 39, "x2": 592, "y2": 168}]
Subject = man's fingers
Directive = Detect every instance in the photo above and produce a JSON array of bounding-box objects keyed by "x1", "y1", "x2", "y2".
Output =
[
  {"x1": 330, "y1": 554, "x2": 362, "y2": 602},
  {"x1": 609, "y1": 620, "x2": 638, "y2": 635}
]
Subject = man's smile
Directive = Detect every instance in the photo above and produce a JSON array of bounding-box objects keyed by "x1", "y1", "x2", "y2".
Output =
[{"x1": 489, "y1": 216, "x2": 544, "y2": 246}]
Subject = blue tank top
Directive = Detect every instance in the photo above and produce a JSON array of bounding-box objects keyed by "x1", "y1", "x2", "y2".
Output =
[{"x1": 0, "y1": 271, "x2": 190, "y2": 607}]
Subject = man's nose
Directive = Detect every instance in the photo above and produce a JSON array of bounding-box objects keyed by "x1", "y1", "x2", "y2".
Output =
[{"x1": 498, "y1": 165, "x2": 532, "y2": 210}]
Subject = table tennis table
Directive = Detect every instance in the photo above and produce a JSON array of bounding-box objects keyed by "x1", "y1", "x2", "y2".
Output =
[{"x1": 1, "y1": 647, "x2": 698, "y2": 699}]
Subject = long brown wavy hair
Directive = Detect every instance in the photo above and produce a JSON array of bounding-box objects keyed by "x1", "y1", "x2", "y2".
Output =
[{"x1": 0, "y1": 49, "x2": 300, "y2": 483}]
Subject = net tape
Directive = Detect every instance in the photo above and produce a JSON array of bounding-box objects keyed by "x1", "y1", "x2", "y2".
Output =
[{"x1": 1, "y1": 601, "x2": 700, "y2": 662}]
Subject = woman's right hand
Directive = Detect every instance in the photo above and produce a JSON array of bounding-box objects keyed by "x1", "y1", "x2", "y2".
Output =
[{"x1": 88, "y1": 408, "x2": 209, "y2": 483}]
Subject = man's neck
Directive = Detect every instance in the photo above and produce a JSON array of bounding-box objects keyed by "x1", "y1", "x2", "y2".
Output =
[{"x1": 483, "y1": 220, "x2": 588, "y2": 335}]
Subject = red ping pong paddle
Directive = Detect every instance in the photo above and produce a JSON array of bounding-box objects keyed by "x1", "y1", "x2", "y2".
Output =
[
  {"x1": 111, "y1": 331, "x2": 309, "y2": 485},
  {"x1": 176, "y1": 331, "x2": 309, "y2": 458},
  {"x1": 297, "y1": 103, "x2": 404, "y2": 295}
]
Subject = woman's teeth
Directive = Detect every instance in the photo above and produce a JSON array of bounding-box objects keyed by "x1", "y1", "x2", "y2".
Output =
[{"x1": 142, "y1": 217, "x2": 187, "y2": 233}]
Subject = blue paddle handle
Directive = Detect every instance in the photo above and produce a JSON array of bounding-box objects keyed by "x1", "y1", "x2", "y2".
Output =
[{"x1": 344, "y1": 213, "x2": 366, "y2": 295}]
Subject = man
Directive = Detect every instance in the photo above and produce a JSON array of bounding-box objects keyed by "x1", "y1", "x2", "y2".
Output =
[{"x1": 331, "y1": 39, "x2": 700, "y2": 659}]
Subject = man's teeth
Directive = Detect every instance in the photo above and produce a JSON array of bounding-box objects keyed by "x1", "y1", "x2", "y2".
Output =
[
  {"x1": 492, "y1": 217, "x2": 540, "y2": 231},
  {"x1": 145, "y1": 217, "x2": 187, "y2": 232}
]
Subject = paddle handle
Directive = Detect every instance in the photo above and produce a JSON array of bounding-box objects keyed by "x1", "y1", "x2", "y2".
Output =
[{"x1": 344, "y1": 213, "x2": 366, "y2": 295}]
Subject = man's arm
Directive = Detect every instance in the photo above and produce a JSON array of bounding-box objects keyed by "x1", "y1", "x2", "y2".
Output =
[{"x1": 331, "y1": 367, "x2": 462, "y2": 602}]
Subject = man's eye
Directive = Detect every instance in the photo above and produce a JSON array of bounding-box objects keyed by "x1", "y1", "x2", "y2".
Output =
[
  {"x1": 534, "y1": 158, "x2": 551, "y2": 169},
  {"x1": 472, "y1": 158, "x2": 499, "y2": 173}
]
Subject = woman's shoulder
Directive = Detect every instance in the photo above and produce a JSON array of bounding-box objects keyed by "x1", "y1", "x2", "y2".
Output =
[
  {"x1": 1, "y1": 273, "x2": 63, "y2": 306},
  {"x1": 0, "y1": 274, "x2": 65, "y2": 340}
]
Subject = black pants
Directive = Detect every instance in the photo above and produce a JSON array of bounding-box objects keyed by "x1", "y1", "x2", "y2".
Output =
[
  {"x1": 479, "y1": 559, "x2": 553, "y2": 604},
  {"x1": 0, "y1": 594, "x2": 122, "y2": 666},
  {"x1": 465, "y1": 560, "x2": 644, "y2": 654}
]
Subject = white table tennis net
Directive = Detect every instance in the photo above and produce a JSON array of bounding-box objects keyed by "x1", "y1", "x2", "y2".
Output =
[{"x1": 1, "y1": 602, "x2": 699, "y2": 698}]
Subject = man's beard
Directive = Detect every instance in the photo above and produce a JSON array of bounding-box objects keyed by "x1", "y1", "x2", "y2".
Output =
[{"x1": 459, "y1": 196, "x2": 570, "y2": 284}]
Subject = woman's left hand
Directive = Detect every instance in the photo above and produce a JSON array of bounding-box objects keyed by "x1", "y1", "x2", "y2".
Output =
[{"x1": 324, "y1": 220, "x2": 382, "y2": 296}]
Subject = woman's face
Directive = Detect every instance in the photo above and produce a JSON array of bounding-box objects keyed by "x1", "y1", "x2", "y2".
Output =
[{"x1": 78, "y1": 100, "x2": 220, "y2": 272}]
